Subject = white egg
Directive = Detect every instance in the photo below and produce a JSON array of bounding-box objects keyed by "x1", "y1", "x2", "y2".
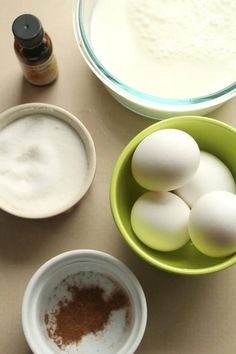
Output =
[
  {"x1": 188, "y1": 191, "x2": 236, "y2": 257},
  {"x1": 131, "y1": 129, "x2": 200, "y2": 191},
  {"x1": 131, "y1": 191, "x2": 190, "y2": 251},
  {"x1": 175, "y1": 151, "x2": 235, "y2": 207}
]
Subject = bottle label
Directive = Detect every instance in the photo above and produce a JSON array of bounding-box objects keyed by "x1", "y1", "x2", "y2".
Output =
[{"x1": 20, "y1": 54, "x2": 58, "y2": 86}]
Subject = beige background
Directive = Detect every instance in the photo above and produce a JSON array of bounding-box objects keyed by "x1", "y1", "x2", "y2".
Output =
[{"x1": 0, "y1": 1, "x2": 236, "y2": 353}]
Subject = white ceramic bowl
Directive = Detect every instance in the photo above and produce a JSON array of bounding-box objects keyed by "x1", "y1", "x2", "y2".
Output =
[
  {"x1": 22, "y1": 250, "x2": 147, "y2": 354},
  {"x1": 0, "y1": 103, "x2": 96, "y2": 218},
  {"x1": 73, "y1": 0, "x2": 236, "y2": 119}
]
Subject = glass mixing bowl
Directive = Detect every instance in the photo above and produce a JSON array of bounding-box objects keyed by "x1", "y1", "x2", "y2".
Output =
[{"x1": 73, "y1": 0, "x2": 236, "y2": 120}]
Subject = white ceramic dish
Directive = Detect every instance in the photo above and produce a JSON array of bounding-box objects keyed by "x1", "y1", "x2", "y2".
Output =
[
  {"x1": 22, "y1": 249, "x2": 147, "y2": 354},
  {"x1": 73, "y1": 0, "x2": 236, "y2": 119},
  {"x1": 0, "y1": 103, "x2": 96, "y2": 218}
]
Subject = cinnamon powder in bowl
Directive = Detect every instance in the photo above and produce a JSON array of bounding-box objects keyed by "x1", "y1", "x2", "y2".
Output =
[{"x1": 22, "y1": 250, "x2": 147, "y2": 354}]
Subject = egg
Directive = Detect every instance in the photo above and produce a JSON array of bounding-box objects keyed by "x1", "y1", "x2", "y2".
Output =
[
  {"x1": 188, "y1": 191, "x2": 236, "y2": 257},
  {"x1": 131, "y1": 129, "x2": 200, "y2": 191},
  {"x1": 175, "y1": 151, "x2": 235, "y2": 206},
  {"x1": 131, "y1": 191, "x2": 190, "y2": 251}
]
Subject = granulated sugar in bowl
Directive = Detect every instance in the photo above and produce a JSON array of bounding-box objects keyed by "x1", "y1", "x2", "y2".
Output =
[
  {"x1": 22, "y1": 250, "x2": 147, "y2": 354},
  {"x1": 0, "y1": 103, "x2": 96, "y2": 218}
]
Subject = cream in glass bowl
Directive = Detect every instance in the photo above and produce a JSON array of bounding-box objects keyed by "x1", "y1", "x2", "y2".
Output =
[{"x1": 74, "y1": 0, "x2": 236, "y2": 119}]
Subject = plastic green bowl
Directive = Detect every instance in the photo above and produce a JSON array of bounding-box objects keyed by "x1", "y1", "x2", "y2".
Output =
[{"x1": 110, "y1": 116, "x2": 236, "y2": 275}]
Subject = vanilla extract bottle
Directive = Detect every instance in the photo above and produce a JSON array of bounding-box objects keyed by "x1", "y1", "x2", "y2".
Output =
[{"x1": 12, "y1": 14, "x2": 58, "y2": 86}]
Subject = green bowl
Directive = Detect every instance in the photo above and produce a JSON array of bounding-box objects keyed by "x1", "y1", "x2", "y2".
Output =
[{"x1": 110, "y1": 116, "x2": 236, "y2": 275}]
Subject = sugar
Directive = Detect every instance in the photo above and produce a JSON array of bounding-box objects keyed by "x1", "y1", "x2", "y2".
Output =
[{"x1": 0, "y1": 114, "x2": 88, "y2": 214}]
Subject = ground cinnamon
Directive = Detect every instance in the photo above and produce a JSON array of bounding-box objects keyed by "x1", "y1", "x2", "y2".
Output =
[{"x1": 44, "y1": 281, "x2": 130, "y2": 349}]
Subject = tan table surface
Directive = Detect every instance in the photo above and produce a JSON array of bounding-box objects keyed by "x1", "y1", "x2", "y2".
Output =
[{"x1": 1, "y1": 1, "x2": 236, "y2": 354}]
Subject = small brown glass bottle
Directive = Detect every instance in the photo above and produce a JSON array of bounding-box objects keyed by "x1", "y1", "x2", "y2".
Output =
[{"x1": 12, "y1": 14, "x2": 58, "y2": 86}]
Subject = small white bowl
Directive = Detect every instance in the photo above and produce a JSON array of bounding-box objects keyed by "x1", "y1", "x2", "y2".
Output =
[
  {"x1": 0, "y1": 103, "x2": 96, "y2": 218},
  {"x1": 22, "y1": 250, "x2": 147, "y2": 354}
]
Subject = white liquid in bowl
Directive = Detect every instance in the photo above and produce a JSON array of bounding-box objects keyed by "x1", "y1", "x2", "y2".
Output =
[
  {"x1": 90, "y1": 0, "x2": 236, "y2": 99},
  {"x1": 0, "y1": 115, "x2": 88, "y2": 216}
]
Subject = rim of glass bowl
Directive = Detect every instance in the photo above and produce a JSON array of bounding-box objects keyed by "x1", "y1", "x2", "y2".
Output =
[{"x1": 74, "y1": 0, "x2": 236, "y2": 111}]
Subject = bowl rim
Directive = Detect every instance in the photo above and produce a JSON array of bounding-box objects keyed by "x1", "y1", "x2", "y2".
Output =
[
  {"x1": 0, "y1": 102, "x2": 96, "y2": 219},
  {"x1": 110, "y1": 116, "x2": 236, "y2": 275},
  {"x1": 22, "y1": 249, "x2": 147, "y2": 354},
  {"x1": 73, "y1": 0, "x2": 236, "y2": 111}
]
